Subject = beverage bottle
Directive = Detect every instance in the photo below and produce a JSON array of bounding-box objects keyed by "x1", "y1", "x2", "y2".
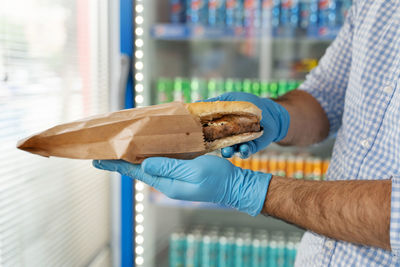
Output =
[
  {"x1": 157, "y1": 77, "x2": 173, "y2": 104},
  {"x1": 191, "y1": 77, "x2": 207, "y2": 102},
  {"x1": 232, "y1": 155, "x2": 243, "y2": 168},
  {"x1": 242, "y1": 79, "x2": 252, "y2": 94},
  {"x1": 183, "y1": 78, "x2": 192, "y2": 102},
  {"x1": 281, "y1": 0, "x2": 299, "y2": 36},
  {"x1": 261, "y1": 0, "x2": 273, "y2": 33},
  {"x1": 242, "y1": 156, "x2": 252, "y2": 170},
  {"x1": 218, "y1": 236, "x2": 230, "y2": 267},
  {"x1": 288, "y1": 80, "x2": 299, "y2": 91},
  {"x1": 269, "y1": 232, "x2": 286, "y2": 267},
  {"x1": 294, "y1": 155, "x2": 305, "y2": 179},
  {"x1": 269, "y1": 154, "x2": 279, "y2": 175},
  {"x1": 318, "y1": 0, "x2": 337, "y2": 30},
  {"x1": 271, "y1": 0, "x2": 281, "y2": 34},
  {"x1": 269, "y1": 81, "x2": 279, "y2": 98},
  {"x1": 312, "y1": 157, "x2": 322, "y2": 180},
  {"x1": 299, "y1": 0, "x2": 311, "y2": 30},
  {"x1": 277, "y1": 154, "x2": 287, "y2": 176},
  {"x1": 170, "y1": 0, "x2": 187, "y2": 23},
  {"x1": 322, "y1": 158, "x2": 330, "y2": 180},
  {"x1": 209, "y1": 0, "x2": 226, "y2": 27},
  {"x1": 260, "y1": 80, "x2": 271, "y2": 98},
  {"x1": 260, "y1": 153, "x2": 269, "y2": 173},
  {"x1": 170, "y1": 232, "x2": 186, "y2": 267},
  {"x1": 251, "y1": 153, "x2": 261, "y2": 171},
  {"x1": 188, "y1": 0, "x2": 209, "y2": 25},
  {"x1": 185, "y1": 234, "x2": 199, "y2": 267},
  {"x1": 286, "y1": 155, "x2": 296, "y2": 178},
  {"x1": 226, "y1": 0, "x2": 238, "y2": 27},
  {"x1": 207, "y1": 78, "x2": 225, "y2": 98},
  {"x1": 202, "y1": 231, "x2": 219, "y2": 267},
  {"x1": 233, "y1": 79, "x2": 243, "y2": 92},
  {"x1": 251, "y1": 80, "x2": 261, "y2": 96},
  {"x1": 190, "y1": 77, "x2": 201, "y2": 102},
  {"x1": 174, "y1": 77, "x2": 186, "y2": 102},
  {"x1": 234, "y1": 237, "x2": 244, "y2": 267},
  {"x1": 254, "y1": 229, "x2": 269, "y2": 267},
  {"x1": 285, "y1": 233, "x2": 302, "y2": 267},
  {"x1": 304, "y1": 156, "x2": 314, "y2": 180},
  {"x1": 224, "y1": 78, "x2": 235, "y2": 93},
  {"x1": 233, "y1": 0, "x2": 245, "y2": 27},
  {"x1": 308, "y1": 0, "x2": 319, "y2": 36},
  {"x1": 278, "y1": 80, "x2": 288, "y2": 97},
  {"x1": 244, "y1": 0, "x2": 262, "y2": 28}
]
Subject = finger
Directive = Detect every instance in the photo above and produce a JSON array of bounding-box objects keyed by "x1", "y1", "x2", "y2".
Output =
[
  {"x1": 238, "y1": 142, "x2": 257, "y2": 159},
  {"x1": 93, "y1": 160, "x2": 144, "y2": 180},
  {"x1": 93, "y1": 160, "x2": 126, "y2": 172},
  {"x1": 221, "y1": 146, "x2": 235, "y2": 158},
  {"x1": 239, "y1": 144, "x2": 251, "y2": 159},
  {"x1": 93, "y1": 160, "x2": 183, "y2": 195},
  {"x1": 245, "y1": 141, "x2": 257, "y2": 155},
  {"x1": 142, "y1": 157, "x2": 188, "y2": 179}
]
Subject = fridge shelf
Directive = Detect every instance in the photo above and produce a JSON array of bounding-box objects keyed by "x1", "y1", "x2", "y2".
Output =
[{"x1": 151, "y1": 24, "x2": 339, "y2": 41}]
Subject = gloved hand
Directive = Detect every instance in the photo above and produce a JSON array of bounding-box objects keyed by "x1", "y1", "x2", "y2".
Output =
[
  {"x1": 93, "y1": 155, "x2": 271, "y2": 216},
  {"x1": 204, "y1": 92, "x2": 290, "y2": 159}
]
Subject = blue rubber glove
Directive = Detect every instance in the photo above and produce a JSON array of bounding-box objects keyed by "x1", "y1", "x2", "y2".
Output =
[
  {"x1": 93, "y1": 155, "x2": 271, "y2": 216},
  {"x1": 204, "y1": 92, "x2": 290, "y2": 159}
]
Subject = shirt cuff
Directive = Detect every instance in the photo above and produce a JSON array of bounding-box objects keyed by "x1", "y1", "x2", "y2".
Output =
[
  {"x1": 298, "y1": 82, "x2": 342, "y2": 137},
  {"x1": 390, "y1": 177, "x2": 400, "y2": 256}
]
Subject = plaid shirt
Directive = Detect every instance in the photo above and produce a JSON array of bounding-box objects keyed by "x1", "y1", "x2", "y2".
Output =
[{"x1": 296, "y1": 1, "x2": 400, "y2": 266}]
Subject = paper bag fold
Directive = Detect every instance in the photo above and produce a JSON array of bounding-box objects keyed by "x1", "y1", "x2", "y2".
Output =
[{"x1": 17, "y1": 102, "x2": 207, "y2": 163}]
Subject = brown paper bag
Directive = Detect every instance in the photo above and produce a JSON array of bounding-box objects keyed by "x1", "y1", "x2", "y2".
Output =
[{"x1": 17, "y1": 102, "x2": 207, "y2": 163}]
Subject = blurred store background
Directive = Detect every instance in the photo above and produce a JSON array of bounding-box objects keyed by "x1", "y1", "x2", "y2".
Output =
[{"x1": 0, "y1": 0, "x2": 350, "y2": 266}]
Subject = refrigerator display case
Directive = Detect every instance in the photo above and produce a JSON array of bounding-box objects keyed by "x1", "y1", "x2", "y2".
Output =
[{"x1": 131, "y1": 0, "x2": 351, "y2": 266}]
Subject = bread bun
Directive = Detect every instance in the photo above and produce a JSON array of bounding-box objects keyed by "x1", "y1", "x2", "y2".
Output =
[
  {"x1": 186, "y1": 101, "x2": 262, "y2": 122},
  {"x1": 205, "y1": 131, "x2": 263, "y2": 151}
]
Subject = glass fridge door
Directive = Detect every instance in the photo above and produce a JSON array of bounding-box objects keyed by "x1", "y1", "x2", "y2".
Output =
[{"x1": 131, "y1": 0, "x2": 351, "y2": 266}]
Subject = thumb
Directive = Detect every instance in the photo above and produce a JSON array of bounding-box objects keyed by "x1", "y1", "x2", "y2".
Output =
[{"x1": 142, "y1": 157, "x2": 185, "y2": 178}]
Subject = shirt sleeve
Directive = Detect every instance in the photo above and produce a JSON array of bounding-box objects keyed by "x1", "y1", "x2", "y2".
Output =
[
  {"x1": 298, "y1": 2, "x2": 358, "y2": 135},
  {"x1": 390, "y1": 177, "x2": 400, "y2": 256}
]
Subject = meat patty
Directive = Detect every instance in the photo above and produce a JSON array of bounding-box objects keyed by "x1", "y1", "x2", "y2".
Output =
[{"x1": 202, "y1": 115, "x2": 261, "y2": 142}]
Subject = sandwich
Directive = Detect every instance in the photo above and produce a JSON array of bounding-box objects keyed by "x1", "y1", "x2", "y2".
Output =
[
  {"x1": 186, "y1": 101, "x2": 263, "y2": 151},
  {"x1": 16, "y1": 101, "x2": 263, "y2": 163}
]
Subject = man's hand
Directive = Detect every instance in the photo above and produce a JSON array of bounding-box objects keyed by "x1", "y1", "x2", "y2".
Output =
[
  {"x1": 93, "y1": 155, "x2": 271, "y2": 216},
  {"x1": 204, "y1": 92, "x2": 290, "y2": 159}
]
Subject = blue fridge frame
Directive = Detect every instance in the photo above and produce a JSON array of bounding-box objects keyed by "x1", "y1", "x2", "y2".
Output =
[{"x1": 120, "y1": 0, "x2": 134, "y2": 266}]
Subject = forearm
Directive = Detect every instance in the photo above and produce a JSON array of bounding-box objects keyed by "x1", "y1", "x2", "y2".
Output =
[
  {"x1": 262, "y1": 176, "x2": 391, "y2": 250},
  {"x1": 274, "y1": 90, "x2": 330, "y2": 146}
]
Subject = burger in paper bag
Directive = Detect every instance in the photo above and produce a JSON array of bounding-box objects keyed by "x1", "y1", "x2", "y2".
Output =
[{"x1": 186, "y1": 101, "x2": 263, "y2": 151}]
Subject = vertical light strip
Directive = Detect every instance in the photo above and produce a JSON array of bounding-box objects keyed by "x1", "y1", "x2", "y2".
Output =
[
  {"x1": 134, "y1": 1, "x2": 145, "y2": 265},
  {"x1": 134, "y1": 1, "x2": 144, "y2": 108},
  {"x1": 134, "y1": 181, "x2": 145, "y2": 266}
]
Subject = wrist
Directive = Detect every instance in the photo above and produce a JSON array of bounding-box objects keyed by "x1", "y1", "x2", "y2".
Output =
[
  {"x1": 272, "y1": 101, "x2": 291, "y2": 142},
  {"x1": 235, "y1": 169, "x2": 272, "y2": 216}
]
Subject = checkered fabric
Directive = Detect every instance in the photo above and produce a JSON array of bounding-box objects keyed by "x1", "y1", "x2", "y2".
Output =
[{"x1": 295, "y1": 1, "x2": 400, "y2": 266}]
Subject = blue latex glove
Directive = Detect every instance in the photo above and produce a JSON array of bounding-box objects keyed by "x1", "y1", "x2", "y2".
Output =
[
  {"x1": 93, "y1": 155, "x2": 271, "y2": 216},
  {"x1": 204, "y1": 92, "x2": 290, "y2": 159}
]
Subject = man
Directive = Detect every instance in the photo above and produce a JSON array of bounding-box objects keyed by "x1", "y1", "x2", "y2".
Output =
[{"x1": 94, "y1": 1, "x2": 400, "y2": 265}]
